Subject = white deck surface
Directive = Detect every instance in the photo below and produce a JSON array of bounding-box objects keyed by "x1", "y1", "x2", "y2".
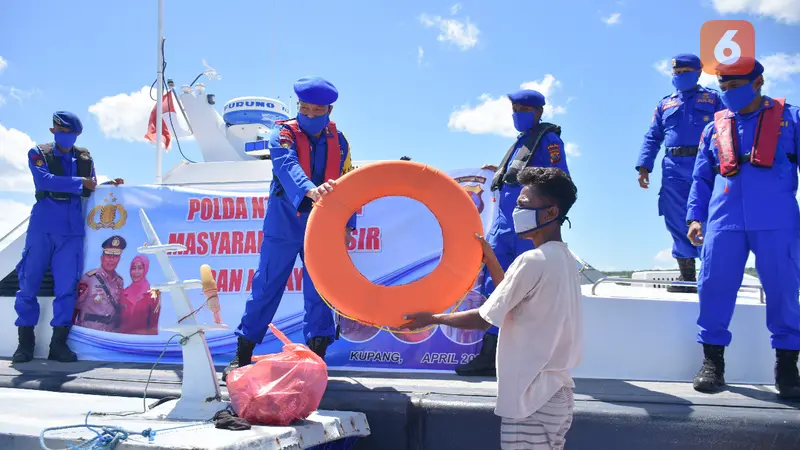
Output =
[{"x1": 0, "y1": 388, "x2": 368, "y2": 449}]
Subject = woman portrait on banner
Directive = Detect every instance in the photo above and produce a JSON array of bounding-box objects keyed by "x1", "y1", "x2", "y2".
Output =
[{"x1": 118, "y1": 255, "x2": 161, "y2": 335}]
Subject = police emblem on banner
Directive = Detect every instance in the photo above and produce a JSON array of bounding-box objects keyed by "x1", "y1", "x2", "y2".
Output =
[
  {"x1": 87, "y1": 192, "x2": 128, "y2": 230},
  {"x1": 455, "y1": 175, "x2": 487, "y2": 213}
]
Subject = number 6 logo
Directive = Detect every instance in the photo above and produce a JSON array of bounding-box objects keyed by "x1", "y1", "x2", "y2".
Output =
[{"x1": 700, "y1": 20, "x2": 756, "y2": 75}]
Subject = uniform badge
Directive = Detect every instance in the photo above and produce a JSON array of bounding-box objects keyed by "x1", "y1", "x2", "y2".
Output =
[
  {"x1": 703, "y1": 116, "x2": 710, "y2": 122},
  {"x1": 35, "y1": 159, "x2": 44, "y2": 167},
  {"x1": 112, "y1": 237, "x2": 120, "y2": 247},
  {"x1": 78, "y1": 282, "x2": 88, "y2": 297},
  {"x1": 672, "y1": 59, "x2": 677, "y2": 68},
  {"x1": 94, "y1": 294, "x2": 103, "y2": 304},
  {"x1": 548, "y1": 143, "x2": 561, "y2": 164}
]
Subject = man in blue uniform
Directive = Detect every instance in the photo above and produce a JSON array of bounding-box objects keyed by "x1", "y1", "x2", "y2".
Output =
[
  {"x1": 12, "y1": 111, "x2": 123, "y2": 364},
  {"x1": 687, "y1": 58, "x2": 800, "y2": 399},
  {"x1": 455, "y1": 89, "x2": 570, "y2": 377},
  {"x1": 636, "y1": 54, "x2": 724, "y2": 293},
  {"x1": 223, "y1": 77, "x2": 356, "y2": 381}
]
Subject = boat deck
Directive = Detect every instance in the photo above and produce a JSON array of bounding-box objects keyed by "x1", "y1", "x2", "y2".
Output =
[{"x1": 2, "y1": 359, "x2": 798, "y2": 449}]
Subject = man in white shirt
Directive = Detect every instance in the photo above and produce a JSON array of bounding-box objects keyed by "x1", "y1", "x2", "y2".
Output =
[{"x1": 403, "y1": 166, "x2": 582, "y2": 450}]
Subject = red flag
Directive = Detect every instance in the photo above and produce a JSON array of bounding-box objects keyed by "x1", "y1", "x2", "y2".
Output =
[{"x1": 144, "y1": 92, "x2": 178, "y2": 149}]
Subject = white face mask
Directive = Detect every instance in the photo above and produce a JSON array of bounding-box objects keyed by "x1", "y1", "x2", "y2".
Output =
[{"x1": 512, "y1": 205, "x2": 556, "y2": 235}]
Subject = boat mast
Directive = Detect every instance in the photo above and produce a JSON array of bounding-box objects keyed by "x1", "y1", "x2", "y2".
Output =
[{"x1": 155, "y1": 0, "x2": 164, "y2": 184}]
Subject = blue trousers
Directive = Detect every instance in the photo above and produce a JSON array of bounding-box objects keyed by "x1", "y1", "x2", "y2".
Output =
[
  {"x1": 697, "y1": 228, "x2": 800, "y2": 350},
  {"x1": 235, "y1": 235, "x2": 335, "y2": 344},
  {"x1": 14, "y1": 232, "x2": 84, "y2": 327},
  {"x1": 480, "y1": 222, "x2": 535, "y2": 336},
  {"x1": 658, "y1": 179, "x2": 700, "y2": 259}
]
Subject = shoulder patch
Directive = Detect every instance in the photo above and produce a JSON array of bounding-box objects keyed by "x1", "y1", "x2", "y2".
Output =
[
  {"x1": 279, "y1": 127, "x2": 295, "y2": 148},
  {"x1": 78, "y1": 282, "x2": 88, "y2": 297},
  {"x1": 35, "y1": 159, "x2": 44, "y2": 167},
  {"x1": 29, "y1": 152, "x2": 42, "y2": 161},
  {"x1": 548, "y1": 142, "x2": 562, "y2": 164}
]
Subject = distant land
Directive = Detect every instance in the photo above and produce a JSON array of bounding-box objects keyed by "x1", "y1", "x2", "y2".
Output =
[{"x1": 603, "y1": 268, "x2": 759, "y2": 279}]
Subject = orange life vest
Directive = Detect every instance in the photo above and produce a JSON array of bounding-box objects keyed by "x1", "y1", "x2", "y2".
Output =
[
  {"x1": 714, "y1": 97, "x2": 785, "y2": 177},
  {"x1": 277, "y1": 119, "x2": 342, "y2": 182}
]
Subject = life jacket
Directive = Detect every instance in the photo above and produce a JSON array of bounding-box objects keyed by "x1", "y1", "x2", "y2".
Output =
[
  {"x1": 714, "y1": 98, "x2": 787, "y2": 177},
  {"x1": 34, "y1": 143, "x2": 94, "y2": 201},
  {"x1": 491, "y1": 122, "x2": 561, "y2": 192},
  {"x1": 276, "y1": 119, "x2": 342, "y2": 183}
]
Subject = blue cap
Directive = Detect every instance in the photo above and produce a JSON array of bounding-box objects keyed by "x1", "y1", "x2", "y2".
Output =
[
  {"x1": 293, "y1": 77, "x2": 339, "y2": 105},
  {"x1": 672, "y1": 54, "x2": 702, "y2": 71},
  {"x1": 716, "y1": 57, "x2": 764, "y2": 83},
  {"x1": 507, "y1": 89, "x2": 545, "y2": 108},
  {"x1": 52, "y1": 111, "x2": 83, "y2": 134}
]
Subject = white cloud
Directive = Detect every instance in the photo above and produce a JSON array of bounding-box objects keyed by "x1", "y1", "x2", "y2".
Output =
[
  {"x1": 565, "y1": 142, "x2": 581, "y2": 157},
  {"x1": 0, "y1": 86, "x2": 42, "y2": 107},
  {"x1": 87, "y1": 86, "x2": 155, "y2": 143},
  {"x1": 653, "y1": 248, "x2": 678, "y2": 269},
  {"x1": 450, "y1": 3, "x2": 462, "y2": 14},
  {"x1": 0, "y1": 124, "x2": 36, "y2": 193},
  {"x1": 0, "y1": 56, "x2": 7, "y2": 74},
  {"x1": 711, "y1": 0, "x2": 800, "y2": 24},
  {"x1": 0, "y1": 199, "x2": 32, "y2": 239},
  {"x1": 418, "y1": 13, "x2": 479, "y2": 51},
  {"x1": 448, "y1": 74, "x2": 567, "y2": 138},
  {"x1": 417, "y1": 46, "x2": 424, "y2": 66},
  {"x1": 602, "y1": 12, "x2": 621, "y2": 25}
]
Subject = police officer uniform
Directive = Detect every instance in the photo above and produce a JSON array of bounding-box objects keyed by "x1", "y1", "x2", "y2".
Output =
[
  {"x1": 12, "y1": 111, "x2": 97, "y2": 364},
  {"x1": 223, "y1": 77, "x2": 356, "y2": 381},
  {"x1": 456, "y1": 89, "x2": 570, "y2": 377},
  {"x1": 74, "y1": 236, "x2": 127, "y2": 333},
  {"x1": 687, "y1": 58, "x2": 800, "y2": 399},
  {"x1": 636, "y1": 54, "x2": 725, "y2": 293}
]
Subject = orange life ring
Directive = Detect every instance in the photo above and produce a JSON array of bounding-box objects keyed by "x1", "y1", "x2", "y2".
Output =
[{"x1": 304, "y1": 161, "x2": 484, "y2": 328}]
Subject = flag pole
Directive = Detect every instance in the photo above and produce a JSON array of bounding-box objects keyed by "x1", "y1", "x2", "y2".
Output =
[{"x1": 155, "y1": 0, "x2": 164, "y2": 184}]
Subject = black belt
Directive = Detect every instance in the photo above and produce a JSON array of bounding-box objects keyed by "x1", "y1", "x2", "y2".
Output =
[
  {"x1": 713, "y1": 152, "x2": 798, "y2": 173},
  {"x1": 84, "y1": 313, "x2": 112, "y2": 324},
  {"x1": 667, "y1": 146, "x2": 698, "y2": 157}
]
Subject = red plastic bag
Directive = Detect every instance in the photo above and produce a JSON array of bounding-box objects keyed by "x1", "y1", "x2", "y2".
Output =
[{"x1": 227, "y1": 323, "x2": 329, "y2": 426}]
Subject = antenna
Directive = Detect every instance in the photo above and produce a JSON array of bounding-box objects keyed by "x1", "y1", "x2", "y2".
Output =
[{"x1": 155, "y1": 0, "x2": 164, "y2": 184}]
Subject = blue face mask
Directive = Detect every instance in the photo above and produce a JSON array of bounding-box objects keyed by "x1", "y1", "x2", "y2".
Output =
[
  {"x1": 512, "y1": 112, "x2": 539, "y2": 133},
  {"x1": 297, "y1": 113, "x2": 330, "y2": 135},
  {"x1": 512, "y1": 205, "x2": 557, "y2": 235},
  {"x1": 721, "y1": 81, "x2": 757, "y2": 112},
  {"x1": 54, "y1": 132, "x2": 78, "y2": 150},
  {"x1": 672, "y1": 72, "x2": 700, "y2": 92}
]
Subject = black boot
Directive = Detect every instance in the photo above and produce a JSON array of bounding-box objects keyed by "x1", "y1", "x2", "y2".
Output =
[
  {"x1": 775, "y1": 349, "x2": 800, "y2": 400},
  {"x1": 667, "y1": 258, "x2": 697, "y2": 293},
  {"x1": 455, "y1": 333, "x2": 497, "y2": 377},
  {"x1": 12, "y1": 326, "x2": 35, "y2": 363},
  {"x1": 693, "y1": 343, "x2": 726, "y2": 392},
  {"x1": 222, "y1": 336, "x2": 256, "y2": 383},
  {"x1": 47, "y1": 326, "x2": 77, "y2": 363},
  {"x1": 307, "y1": 337, "x2": 333, "y2": 359}
]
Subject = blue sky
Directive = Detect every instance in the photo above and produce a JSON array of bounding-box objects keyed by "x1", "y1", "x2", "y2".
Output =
[{"x1": 1, "y1": 0, "x2": 799, "y2": 271}]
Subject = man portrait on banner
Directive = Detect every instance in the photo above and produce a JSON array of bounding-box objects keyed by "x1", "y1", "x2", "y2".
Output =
[{"x1": 73, "y1": 236, "x2": 127, "y2": 333}]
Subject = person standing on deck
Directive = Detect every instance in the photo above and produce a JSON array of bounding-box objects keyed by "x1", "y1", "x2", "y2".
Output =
[
  {"x1": 686, "y1": 58, "x2": 800, "y2": 399},
  {"x1": 636, "y1": 54, "x2": 725, "y2": 293},
  {"x1": 223, "y1": 77, "x2": 357, "y2": 382},
  {"x1": 12, "y1": 111, "x2": 124, "y2": 364},
  {"x1": 404, "y1": 167, "x2": 582, "y2": 450},
  {"x1": 455, "y1": 89, "x2": 570, "y2": 378}
]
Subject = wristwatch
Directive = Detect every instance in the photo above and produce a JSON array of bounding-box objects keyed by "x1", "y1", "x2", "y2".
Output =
[{"x1": 686, "y1": 220, "x2": 700, "y2": 226}]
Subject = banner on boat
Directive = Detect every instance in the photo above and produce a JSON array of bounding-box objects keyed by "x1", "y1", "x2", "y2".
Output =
[{"x1": 69, "y1": 167, "x2": 498, "y2": 372}]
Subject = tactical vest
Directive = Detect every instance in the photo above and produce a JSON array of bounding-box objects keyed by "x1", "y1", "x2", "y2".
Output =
[
  {"x1": 490, "y1": 123, "x2": 561, "y2": 192},
  {"x1": 274, "y1": 119, "x2": 343, "y2": 189},
  {"x1": 714, "y1": 97, "x2": 794, "y2": 177},
  {"x1": 34, "y1": 143, "x2": 94, "y2": 201}
]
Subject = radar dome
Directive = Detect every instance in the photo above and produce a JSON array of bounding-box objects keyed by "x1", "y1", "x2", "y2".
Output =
[{"x1": 222, "y1": 97, "x2": 290, "y2": 157}]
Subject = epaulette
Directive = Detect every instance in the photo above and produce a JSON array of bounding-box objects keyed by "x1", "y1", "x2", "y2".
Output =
[{"x1": 86, "y1": 269, "x2": 97, "y2": 276}]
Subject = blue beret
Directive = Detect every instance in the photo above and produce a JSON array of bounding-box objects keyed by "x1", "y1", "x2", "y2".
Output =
[
  {"x1": 716, "y1": 57, "x2": 764, "y2": 83},
  {"x1": 672, "y1": 54, "x2": 702, "y2": 71},
  {"x1": 101, "y1": 235, "x2": 127, "y2": 255},
  {"x1": 293, "y1": 77, "x2": 338, "y2": 105},
  {"x1": 52, "y1": 111, "x2": 83, "y2": 134},
  {"x1": 507, "y1": 89, "x2": 546, "y2": 108}
]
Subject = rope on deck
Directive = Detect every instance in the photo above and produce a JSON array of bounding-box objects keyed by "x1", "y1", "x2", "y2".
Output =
[{"x1": 39, "y1": 411, "x2": 208, "y2": 450}]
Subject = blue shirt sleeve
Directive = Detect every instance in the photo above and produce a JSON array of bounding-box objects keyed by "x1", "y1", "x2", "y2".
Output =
[
  {"x1": 339, "y1": 132, "x2": 357, "y2": 230},
  {"x1": 790, "y1": 105, "x2": 800, "y2": 175},
  {"x1": 687, "y1": 122, "x2": 716, "y2": 223},
  {"x1": 28, "y1": 148, "x2": 83, "y2": 195},
  {"x1": 636, "y1": 101, "x2": 666, "y2": 173},
  {"x1": 268, "y1": 126, "x2": 317, "y2": 211},
  {"x1": 534, "y1": 132, "x2": 570, "y2": 175}
]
